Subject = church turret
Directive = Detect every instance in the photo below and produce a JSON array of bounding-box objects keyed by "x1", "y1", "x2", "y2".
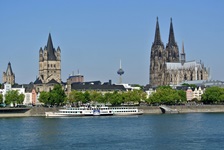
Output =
[
  {"x1": 3, "y1": 62, "x2": 15, "y2": 85},
  {"x1": 166, "y1": 18, "x2": 179, "y2": 62},
  {"x1": 39, "y1": 47, "x2": 43, "y2": 62},
  {"x1": 56, "y1": 46, "x2": 61, "y2": 61},
  {"x1": 180, "y1": 41, "x2": 186, "y2": 65}
]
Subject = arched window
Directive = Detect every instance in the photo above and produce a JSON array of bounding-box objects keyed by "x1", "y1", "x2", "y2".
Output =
[
  {"x1": 159, "y1": 51, "x2": 162, "y2": 58},
  {"x1": 190, "y1": 72, "x2": 193, "y2": 81},
  {"x1": 184, "y1": 74, "x2": 187, "y2": 80},
  {"x1": 201, "y1": 71, "x2": 203, "y2": 80}
]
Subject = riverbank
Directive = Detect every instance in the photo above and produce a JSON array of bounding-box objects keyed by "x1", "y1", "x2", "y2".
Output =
[
  {"x1": 139, "y1": 105, "x2": 224, "y2": 114},
  {"x1": 1, "y1": 105, "x2": 224, "y2": 117}
]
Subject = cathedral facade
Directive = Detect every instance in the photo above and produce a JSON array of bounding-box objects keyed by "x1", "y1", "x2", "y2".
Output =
[
  {"x1": 34, "y1": 33, "x2": 62, "y2": 92},
  {"x1": 150, "y1": 18, "x2": 209, "y2": 86}
]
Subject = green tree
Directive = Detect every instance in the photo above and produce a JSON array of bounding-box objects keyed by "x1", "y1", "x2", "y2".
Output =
[
  {"x1": 39, "y1": 91, "x2": 50, "y2": 105},
  {"x1": 83, "y1": 91, "x2": 91, "y2": 104},
  {"x1": 89, "y1": 91, "x2": 103, "y2": 104},
  {"x1": 5, "y1": 90, "x2": 25, "y2": 106},
  {"x1": 146, "y1": 86, "x2": 185, "y2": 105},
  {"x1": 122, "y1": 90, "x2": 143, "y2": 105},
  {"x1": 201, "y1": 86, "x2": 223, "y2": 104},
  {"x1": 68, "y1": 90, "x2": 85, "y2": 106},
  {"x1": 49, "y1": 84, "x2": 66, "y2": 106},
  {"x1": 110, "y1": 91, "x2": 123, "y2": 106},
  {"x1": 182, "y1": 83, "x2": 197, "y2": 88},
  {"x1": 0, "y1": 94, "x2": 3, "y2": 103},
  {"x1": 177, "y1": 90, "x2": 187, "y2": 104}
]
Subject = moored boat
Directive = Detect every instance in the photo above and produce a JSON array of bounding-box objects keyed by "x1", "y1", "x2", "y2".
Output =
[
  {"x1": 110, "y1": 107, "x2": 143, "y2": 115},
  {"x1": 45, "y1": 106, "x2": 113, "y2": 117},
  {"x1": 45, "y1": 106, "x2": 143, "y2": 117}
]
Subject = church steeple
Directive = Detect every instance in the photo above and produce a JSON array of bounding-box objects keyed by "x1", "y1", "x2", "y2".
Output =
[
  {"x1": 3, "y1": 62, "x2": 15, "y2": 85},
  {"x1": 167, "y1": 18, "x2": 177, "y2": 47},
  {"x1": 46, "y1": 33, "x2": 56, "y2": 60},
  {"x1": 6, "y1": 62, "x2": 14, "y2": 76},
  {"x1": 153, "y1": 17, "x2": 164, "y2": 46}
]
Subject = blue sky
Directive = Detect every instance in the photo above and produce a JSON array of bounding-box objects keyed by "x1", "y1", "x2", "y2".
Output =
[{"x1": 0, "y1": 0, "x2": 224, "y2": 85}]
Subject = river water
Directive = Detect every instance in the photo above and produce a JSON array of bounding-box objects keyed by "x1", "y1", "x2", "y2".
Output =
[{"x1": 0, "y1": 113, "x2": 224, "y2": 150}]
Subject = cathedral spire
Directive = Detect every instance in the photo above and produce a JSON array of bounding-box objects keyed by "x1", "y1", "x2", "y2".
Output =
[
  {"x1": 46, "y1": 33, "x2": 56, "y2": 60},
  {"x1": 167, "y1": 18, "x2": 177, "y2": 47},
  {"x1": 153, "y1": 17, "x2": 163, "y2": 46}
]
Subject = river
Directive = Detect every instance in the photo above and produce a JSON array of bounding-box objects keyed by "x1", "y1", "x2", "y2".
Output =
[{"x1": 0, "y1": 113, "x2": 224, "y2": 150}]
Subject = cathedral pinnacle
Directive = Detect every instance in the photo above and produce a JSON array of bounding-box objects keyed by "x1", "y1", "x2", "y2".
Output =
[
  {"x1": 153, "y1": 17, "x2": 163, "y2": 46},
  {"x1": 167, "y1": 17, "x2": 177, "y2": 47}
]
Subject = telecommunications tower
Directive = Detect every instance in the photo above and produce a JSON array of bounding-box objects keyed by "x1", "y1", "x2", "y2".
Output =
[{"x1": 117, "y1": 60, "x2": 124, "y2": 84}]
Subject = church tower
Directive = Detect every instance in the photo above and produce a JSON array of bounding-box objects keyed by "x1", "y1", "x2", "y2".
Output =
[
  {"x1": 34, "y1": 33, "x2": 61, "y2": 92},
  {"x1": 165, "y1": 18, "x2": 179, "y2": 62},
  {"x1": 3, "y1": 62, "x2": 15, "y2": 85},
  {"x1": 150, "y1": 17, "x2": 166, "y2": 86}
]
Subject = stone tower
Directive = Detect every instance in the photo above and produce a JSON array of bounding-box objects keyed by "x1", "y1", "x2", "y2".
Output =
[
  {"x1": 150, "y1": 17, "x2": 166, "y2": 86},
  {"x1": 3, "y1": 62, "x2": 15, "y2": 85},
  {"x1": 34, "y1": 33, "x2": 61, "y2": 92}
]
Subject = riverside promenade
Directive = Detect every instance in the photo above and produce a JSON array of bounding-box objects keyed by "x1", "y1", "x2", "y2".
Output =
[
  {"x1": 139, "y1": 105, "x2": 224, "y2": 114},
  {"x1": 1, "y1": 105, "x2": 224, "y2": 117}
]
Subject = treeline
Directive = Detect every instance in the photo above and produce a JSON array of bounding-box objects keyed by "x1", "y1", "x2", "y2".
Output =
[
  {"x1": 1, "y1": 90, "x2": 25, "y2": 107},
  {"x1": 38, "y1": 84, "x2": 147, "y2": 106},
  {"x1": 1, "y1": 84, "x2": 224, "y2": 107},
  {"x1": 68, "y1": 90, "x2": 147, "y2": 106}
]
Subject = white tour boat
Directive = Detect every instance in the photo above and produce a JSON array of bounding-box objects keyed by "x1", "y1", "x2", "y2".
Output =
[
  {"x1": 45, "y1": 106, "x2": 113, "y2": 117},
  {"x1": 110, "y1": 107, "x2": 143, "y2": 115},
  {"x1": 45, "y1": 106, "x2": 143, "y2": 117}
]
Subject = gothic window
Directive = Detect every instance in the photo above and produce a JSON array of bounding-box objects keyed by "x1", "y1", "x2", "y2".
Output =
[
  {"x1": 190, "y1": 72, "x2": 193, "y2": 81},
  {"x1": 197, "y1": 71, "x2": 199, "y2": 80},
  {"x1": 159, "y1": 52, "x2": 162, "y2": 58},
  {"x1": 201, "y1": 71, "x2": 203, "y2": 79},
  {"x1": 170, "y1": 75, "x2": 172, "y2": 82},
  {"x1": 184, "y1": 74, "x2": 187, "y2": 80}
]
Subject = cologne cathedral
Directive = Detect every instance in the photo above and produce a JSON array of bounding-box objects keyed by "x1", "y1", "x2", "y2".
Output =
[{"x1": 149, "y1": 17, "x2": 209, "y2": 86}]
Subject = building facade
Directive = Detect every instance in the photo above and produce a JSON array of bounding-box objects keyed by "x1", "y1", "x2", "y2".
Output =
[
  {"x1": 150, "y1": 17, "x2": 209, "y2": 86},
  {"x1": 3, "y1": 62, "x2": 15, "y2": 85},
  {"x1": 34, "y1": 33, "x2": 62, "y2": 92}
]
